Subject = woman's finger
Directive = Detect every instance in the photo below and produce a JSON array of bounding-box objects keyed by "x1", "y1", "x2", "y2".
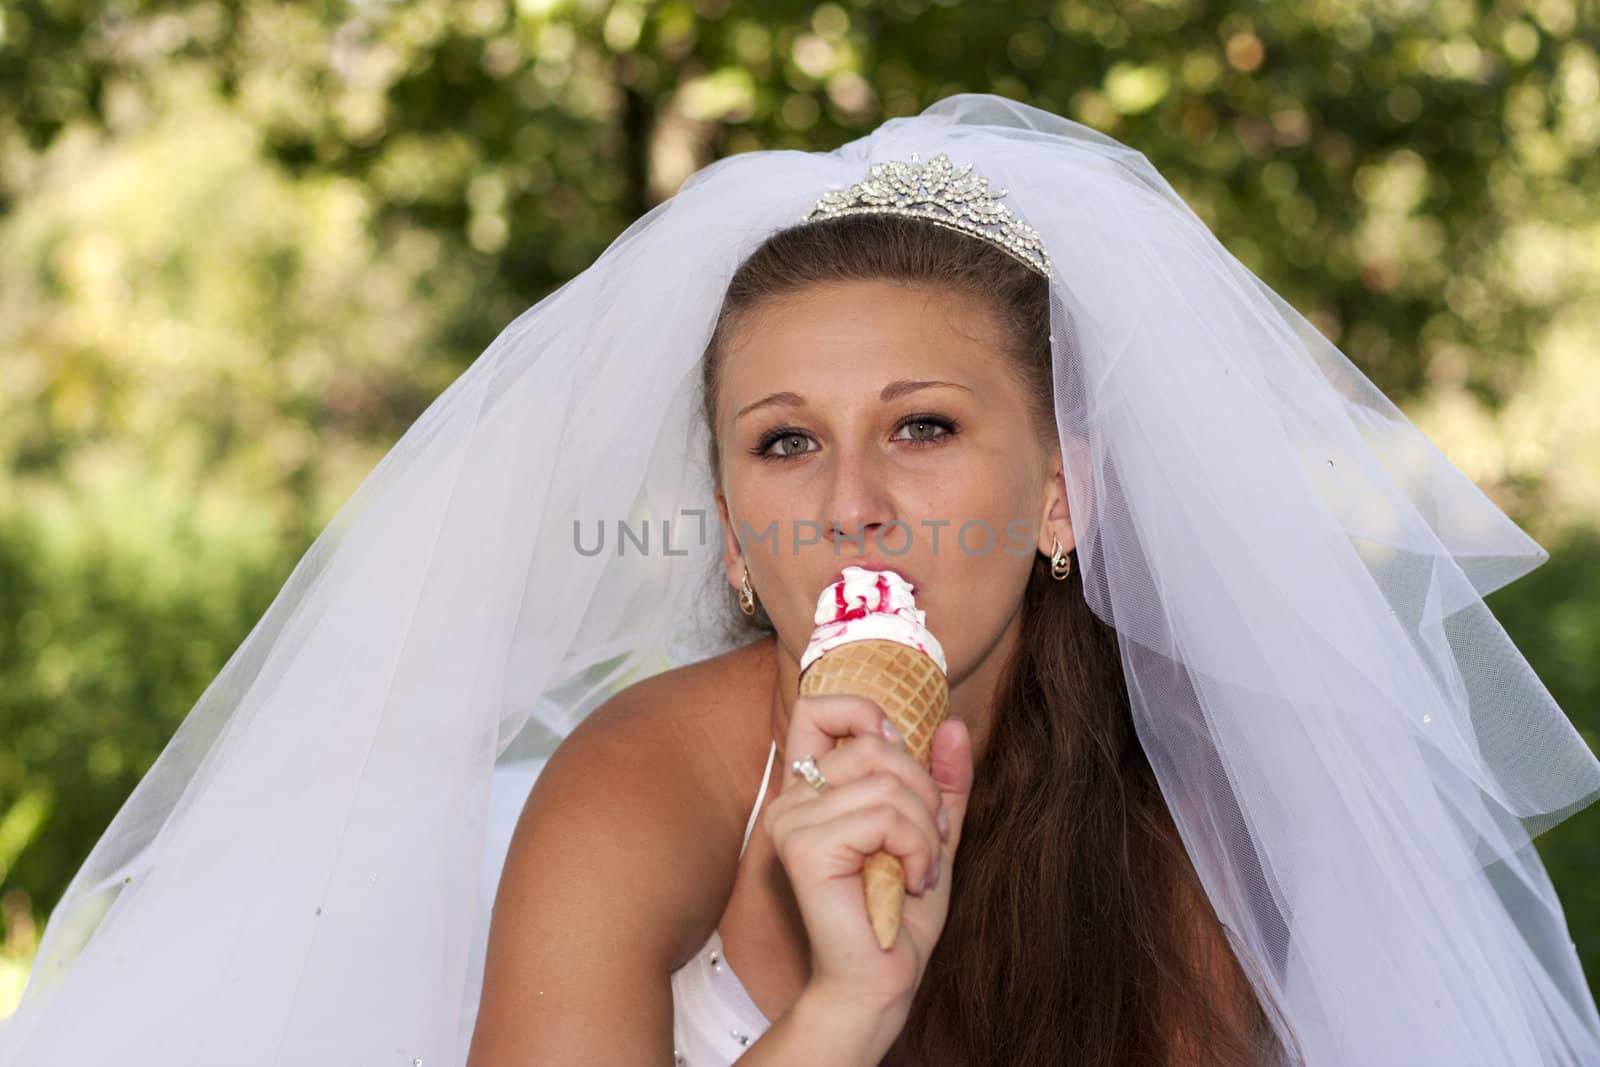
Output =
[
  {"x1": 783, "y1": 694, "x2": 897, "y2": 780},
  {"x1": 777, "y1": 796, "x2": 939, "y2": 896},
  {"x1": 767, "y1": 772, "x2": 942, "y2": 894},
  {"x1": 802, "y1": 731, "x2": 944, "y2": 834}
]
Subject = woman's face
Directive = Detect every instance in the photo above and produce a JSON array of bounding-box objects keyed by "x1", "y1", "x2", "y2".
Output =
[{"x1": 713, "y1": 278, "x2": 1073, "y2": 688}]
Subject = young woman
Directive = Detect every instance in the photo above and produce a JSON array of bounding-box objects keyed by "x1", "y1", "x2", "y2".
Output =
[{"x1": 471, "y1": 212, "x2": 1281, "y2": 1064}]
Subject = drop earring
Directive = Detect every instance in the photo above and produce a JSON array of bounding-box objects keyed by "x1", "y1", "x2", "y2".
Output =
[
  {"x1": 1050, "y1": 536, "x2": 1072, "y2": 580},
  {"x1": 738, "y1": 565, "x2": 759, "y2": 615}
]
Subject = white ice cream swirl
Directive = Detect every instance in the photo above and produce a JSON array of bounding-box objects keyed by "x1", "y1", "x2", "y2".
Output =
[{"x1": 799, "y1": 565, "x2": 947, "y2": 675}]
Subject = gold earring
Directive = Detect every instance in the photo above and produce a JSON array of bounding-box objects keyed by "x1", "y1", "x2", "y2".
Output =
[
  {"x1": 1050, "y1": 536, "x2": 1072, "y2": 581},
  {"x1": 738, "y1": 565, "x2": 758, "y2": 615}
]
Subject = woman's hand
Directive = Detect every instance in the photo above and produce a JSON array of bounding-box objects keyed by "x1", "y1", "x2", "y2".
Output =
[{"x1": 763, "y1": 692, "x2": 975, "y2": 1026}]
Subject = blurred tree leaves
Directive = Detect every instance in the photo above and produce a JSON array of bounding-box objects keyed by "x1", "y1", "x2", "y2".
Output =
[
  {"x1": 3, "y1": 0, "x2": 1600, "y2": 1014},
  {"x1": 2, "y1": 69, "x2": 466, "y2": 520},
  {"x1": 6, "y1": 0, "x2": 1598, "y2": 409}
]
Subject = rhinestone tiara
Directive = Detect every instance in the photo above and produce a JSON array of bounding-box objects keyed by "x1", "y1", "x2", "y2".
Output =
[{"x1": 803, "y1": 150, "x2": 1052, "y2": 278}]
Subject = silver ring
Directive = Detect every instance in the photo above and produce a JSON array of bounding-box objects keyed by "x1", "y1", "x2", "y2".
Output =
[{"x1": 791, "y1": 754, "x2": 828, "y2": 793}]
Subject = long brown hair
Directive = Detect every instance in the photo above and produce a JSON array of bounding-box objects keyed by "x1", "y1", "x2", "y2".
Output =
[{"x1": 698, "y1": 213, "x2": 1288, "y2": 1064}]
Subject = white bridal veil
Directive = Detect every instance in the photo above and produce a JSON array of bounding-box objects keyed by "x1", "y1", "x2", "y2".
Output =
[{"x1": 3, "y1": 93, "x2": 1598, "y2": 1065}]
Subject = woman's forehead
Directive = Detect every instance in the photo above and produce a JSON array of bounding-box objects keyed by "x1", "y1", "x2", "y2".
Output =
[{"x1": 721, "y1": 281, "x2": 1010, "y2": 383}]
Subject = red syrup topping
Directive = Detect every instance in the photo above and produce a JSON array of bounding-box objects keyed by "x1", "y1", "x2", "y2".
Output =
[{"x1": 828, "y1": 572, "x2": 896, "y2": 623}]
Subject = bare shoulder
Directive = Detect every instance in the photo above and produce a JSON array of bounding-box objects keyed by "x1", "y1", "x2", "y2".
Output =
[
  {"x1": 525, "y1": 632, "x2": 776, "y2": 935},
  {"x1": 562, "y1": 633, "x2": 774, "y2": 814},
  {"x1": 605, "y1": 634, "x2": 778, "y2": 795},
  {"x1": 466, "y1": 635, "x2": 776, "y2": 1062}
]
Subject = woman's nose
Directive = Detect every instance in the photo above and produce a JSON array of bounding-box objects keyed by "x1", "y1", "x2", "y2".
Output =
[{"x1": 822, "y1": 453, "x2": 896, "y2": 550}]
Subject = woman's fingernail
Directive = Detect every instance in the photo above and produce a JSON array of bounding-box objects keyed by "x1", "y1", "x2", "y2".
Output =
[
  {"x1": 937, "y1": 805, "x2": 949, "y2": 841},
  {"x1": 881, "y1": 718, "x2": 902, "y2": 745}
]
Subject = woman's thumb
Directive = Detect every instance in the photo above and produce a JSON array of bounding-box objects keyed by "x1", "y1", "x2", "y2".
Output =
[{"x1": 928, "y1": 717, "x2": 974, "y2": 849}]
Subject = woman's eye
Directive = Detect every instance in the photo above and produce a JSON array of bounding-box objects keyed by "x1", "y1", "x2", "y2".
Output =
[
  {"x1": 749, "y1": 414, "x2": 959, "y2": 463},
  {"x1": 765, "y1": 432, "x2": 814, "y2": 459},
  {"x1": 894, "y1": 417, "x2": 955, "y2": 444}
]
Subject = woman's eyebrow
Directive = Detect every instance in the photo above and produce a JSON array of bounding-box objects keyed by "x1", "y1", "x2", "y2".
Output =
[{"x1": 734, "y1": 379, "x2": 972, "y2": 422}]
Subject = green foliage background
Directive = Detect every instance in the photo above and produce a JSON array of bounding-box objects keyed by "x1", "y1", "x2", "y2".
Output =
[{"x1": 3, "y1": 0, "x2": 1599, "y2": 1019}]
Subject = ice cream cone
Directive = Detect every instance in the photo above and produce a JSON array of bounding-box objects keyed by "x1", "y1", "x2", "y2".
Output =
[
  {"x1": 798, "y1": 566, "x2": 949, "y2": 951},
  {"x1": 799, "y1": 638, "x2": 949, "y2": 950}
]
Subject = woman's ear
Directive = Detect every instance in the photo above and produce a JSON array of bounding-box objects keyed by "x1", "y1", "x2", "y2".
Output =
[
  {"x1": 1035, "y1": 456, "x2": 1076, "y2": 557},
  {"x1": 715, "y1": 490, "x2": 744, "y2": 588}
]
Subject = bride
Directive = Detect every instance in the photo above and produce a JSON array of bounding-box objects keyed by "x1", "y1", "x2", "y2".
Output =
[
  {"x1": 5, "y1": 95, "x2": 1599, "y2": 1067},
  {"x1": 470, "y1": 212, "x2": 1273, "y2": 1062},
  {"x1": 470, "y1": 211, "x2": 1279, "y2": 1065}
]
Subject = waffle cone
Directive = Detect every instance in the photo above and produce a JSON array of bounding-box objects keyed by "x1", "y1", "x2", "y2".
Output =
[{"x1": 798, "y1": 638, "x2": 949, "y2": 950}]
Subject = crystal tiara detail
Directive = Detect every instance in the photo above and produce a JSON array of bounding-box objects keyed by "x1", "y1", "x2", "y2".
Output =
[{"x1": 803, "y1": 150, "x2": 1052, "y2": 278}]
